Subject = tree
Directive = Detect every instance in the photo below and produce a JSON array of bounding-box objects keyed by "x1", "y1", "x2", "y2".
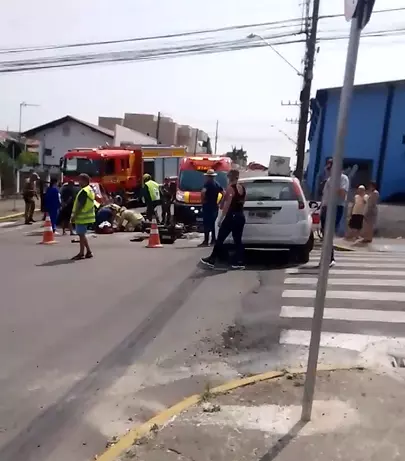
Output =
[
  {"x1": 0, "y1": 150, "x2": 15, "y2": 194},
  {"x1": 0, "y1": 143, "x2": 39, "y2": 195},
  {"x1": 17, "y1": 151, "x2": 39, "y2": 168},
  {"x1": 225, "y1": 146, "x2": 248, "y2": 166}
]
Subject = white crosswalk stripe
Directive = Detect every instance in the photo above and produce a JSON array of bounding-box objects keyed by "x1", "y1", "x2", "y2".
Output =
[{"x1": 280, "y1": 249, "x2": 405, "y2": 352}]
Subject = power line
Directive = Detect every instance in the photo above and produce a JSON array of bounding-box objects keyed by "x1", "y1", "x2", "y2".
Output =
[
  {"x1": 1, "y1": 6, "x2": 403, "y2": 56},
  {"x1": 0, "y1": 22, "x2": 404, "y2": 74},
  {"x1": 0, "y1": 17, "x2": 304, "y2": 55}
]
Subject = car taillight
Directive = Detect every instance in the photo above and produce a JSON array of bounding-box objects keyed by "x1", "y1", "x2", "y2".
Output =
[
  {"x1": 312, "y1": 213, "x2": 320, "y2": 224},
  {"x1": 292, "y1": 179, "x2": 305, "y2": 210}
]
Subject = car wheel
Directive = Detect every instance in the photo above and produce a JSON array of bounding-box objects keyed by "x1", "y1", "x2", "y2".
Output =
[
  {"x1": 292, "y1": 234, "x2": 313, "y2": 264},
  {"x1": 294, "y1": 246, "x2": 310, "y2": 264},
  {"x1": 307, "y1": 231, "x2": 314, "y2": 251}
]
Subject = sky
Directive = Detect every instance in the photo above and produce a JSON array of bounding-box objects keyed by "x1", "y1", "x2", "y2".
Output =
[{"x1": 2, "y1": 0, "x2": 405, "y2": 165}]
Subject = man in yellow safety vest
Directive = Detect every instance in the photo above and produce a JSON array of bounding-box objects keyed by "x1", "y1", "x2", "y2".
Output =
[
  {"x1": 71, "y1": 173, "x2": 95, "y2": 260},
  {"x1": 143, "y1": 173, "x2": 161, "y2": 222}
]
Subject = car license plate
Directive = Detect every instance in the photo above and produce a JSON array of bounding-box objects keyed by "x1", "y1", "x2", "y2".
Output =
[
  {"x1": 196, "y1": 217, "x2": 203, "y2": 222},
  {"x1": 249, "y1": 210, "x2": 270, "y2": 219}
]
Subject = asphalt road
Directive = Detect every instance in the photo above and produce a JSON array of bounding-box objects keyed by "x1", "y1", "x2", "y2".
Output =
[
  {"x1": 1, "y1": 221, "x2": 401, "y2": 461},
  {"x1": 0, "y1": 223, "x2": 290, "y2": 461}
]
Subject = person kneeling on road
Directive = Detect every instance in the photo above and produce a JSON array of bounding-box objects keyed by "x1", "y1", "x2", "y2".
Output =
[
  {"x1": 117, "y1": 207, "x2": 145, "y2": 232},
  {"x1": 71, "y1": 174, "x2": 95, "y2": 260}
]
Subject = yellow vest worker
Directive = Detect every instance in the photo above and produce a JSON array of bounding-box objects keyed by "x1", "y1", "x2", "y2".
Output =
[
  {"x1": 143, "y1": 174, "x2": 161, "y2": 222},
  {"x1": 73, "y1": 185, "x2": 95, "y2": 225},
  {"x1": 144, "y1": 177, "x2": 161, "y2": 201},
  {"x1": 71, "y1": 174, "x2": 95, "y2": 260}
]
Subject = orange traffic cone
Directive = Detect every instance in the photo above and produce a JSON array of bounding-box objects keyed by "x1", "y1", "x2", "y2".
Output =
[
  {"x1": 146, "y1": 218, "x2": 162, "y2": 248},
  {"x1": 38, "y1": 214, "x2": 58, "y2": 245}
]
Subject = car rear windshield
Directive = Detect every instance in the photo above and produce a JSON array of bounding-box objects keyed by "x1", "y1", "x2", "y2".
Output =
[{"x1": 243, "y1": 180, "x2": 298, "y2": 201}]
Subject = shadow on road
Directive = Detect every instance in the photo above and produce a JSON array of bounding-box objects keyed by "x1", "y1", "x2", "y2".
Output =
[
  {"x1": 36, "y1": 258, "x2": 76, "y2": 267},
  {"x1": 258, "y1": 420, "x2": 307, "y2": 461}
]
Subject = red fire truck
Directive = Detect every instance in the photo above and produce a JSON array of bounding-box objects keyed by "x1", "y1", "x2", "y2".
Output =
[
  {"x1": 61, "y1": 145, "x2": 188, "y2": 204},
  {"x1": 174, "y1": 156, "x2": 232, "y2": 227}
]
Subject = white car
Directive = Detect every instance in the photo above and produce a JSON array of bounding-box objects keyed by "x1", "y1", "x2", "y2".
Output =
[{"x1": 226, "y1": 176, "x2": 314, "y2": 263}]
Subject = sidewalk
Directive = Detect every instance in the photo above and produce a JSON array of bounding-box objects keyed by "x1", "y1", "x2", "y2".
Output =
[
  {"x1": 111, "y1": 368, "x2": 405, "y2": 461},
  {"x1": 334, "y1": 237, "x2": 405, "y2": 253},
  {"x1": 0, "y1": 198, "x2": 25, "y2": 219},
  {"x1": 0, "y1": 198, "x2": 41, "y2": 222}
]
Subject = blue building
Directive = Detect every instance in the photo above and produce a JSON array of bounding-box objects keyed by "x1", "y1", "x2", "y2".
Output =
[{"x1": 307, "y1": 79, "x2": 405, "y2": 201}]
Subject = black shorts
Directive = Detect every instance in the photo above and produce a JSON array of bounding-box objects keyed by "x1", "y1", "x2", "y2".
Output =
[{"x1": 349, "y1": 214, "x2": 363, "y2": 230}]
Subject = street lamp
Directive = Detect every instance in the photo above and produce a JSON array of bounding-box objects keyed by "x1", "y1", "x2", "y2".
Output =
[
  {"x1": 12, "y1": 102, "x2": 40, "y2": 211},
  {"x1": 247, "y1": 33, "x2": 303, "y2": 77},
  {"x1": 19, "y1": 101, "x2": 40, "y2": 135}
]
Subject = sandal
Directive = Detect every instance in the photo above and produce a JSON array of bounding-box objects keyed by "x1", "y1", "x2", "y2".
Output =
[{"x1": 85, "y1": 252, "x2": 94, "y2": 259}]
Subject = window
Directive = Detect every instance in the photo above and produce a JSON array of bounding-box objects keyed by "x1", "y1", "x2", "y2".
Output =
[
  {"x1": 178, "y1": 170, "x2": 228, "y2": 192},
  {"x1": 63, "y1": 157, "x2": 101, "y2": 176},
  {"x1": 104, "y1": 159, "x2": 115, "y2": 175},
  {"x1": 120, "y1": 158, "x2": 129, "y2": 171},
  {"x1": 44, "y1": 148, "x2": 52, "y2": 157},
  {"x1": 243, "y1": 180, "x2": 297, "y2": 201}
]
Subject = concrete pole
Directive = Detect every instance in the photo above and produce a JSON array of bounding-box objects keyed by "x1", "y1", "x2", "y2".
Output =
[
  {"x1": 214, "y1": 120, "x2": 219, "y2": 155},
  {"x1": 301, "y1": 17, "x2": 362, "y2": 422},
  {"x1": 295, "y1": 0, "x2": 321, "y2": 180}
]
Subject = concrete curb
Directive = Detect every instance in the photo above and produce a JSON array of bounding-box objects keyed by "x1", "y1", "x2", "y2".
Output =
[
  {"x1": 0, "y1": 211, "x2": 25, "y2": 221},
  {"x1": 333, "y1": 244, "x2": 355, "y2": 252},
  {"x1": 95, "y1": 365, "x2": 361, "y2": 461},
  {"x1": 0, "y1": 209, "x2": 40, "y2": 222},
  {"x1": 333, "y1": 244, "x2": 356, "y2": 251}
]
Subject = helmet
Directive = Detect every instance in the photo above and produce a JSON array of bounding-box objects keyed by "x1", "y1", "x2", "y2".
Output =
[{"x1": 143, "y1": 173, "x2": 151, "y2": 181}]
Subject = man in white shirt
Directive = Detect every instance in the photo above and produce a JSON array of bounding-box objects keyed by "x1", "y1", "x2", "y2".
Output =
[{"x1": 320, "y1": 159, "x2": 349, "y2": 266}]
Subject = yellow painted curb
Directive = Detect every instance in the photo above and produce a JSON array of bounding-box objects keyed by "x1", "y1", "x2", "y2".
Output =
[
  {"x1": 0, "y1": 208, "x2": 40, "y2": 222},
  {"x1": 96, "y1": 365, "x2": 361, "y2": 461},
  {"x1": 333, "y1": 244, "x2": 355, "y2": 252},
  {"x1": 0, "y1": 212, "x2": 24, "y2": 221}
]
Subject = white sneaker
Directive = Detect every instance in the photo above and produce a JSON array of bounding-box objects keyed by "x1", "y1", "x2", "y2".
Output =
[{"x1": 329, "y1": 260, "x2": 336, "y2": 268}]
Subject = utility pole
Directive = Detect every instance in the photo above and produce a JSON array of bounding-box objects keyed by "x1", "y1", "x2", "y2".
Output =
[
  {"x1": 155, "y1": 111, "x2": 161, "y2": 144},
  {"x1": 214, "y1": 120, "x2": 219, "y2": 155},
  {"x1": 194, "y1": 129, "x2": 199, "y2": 154},
  {"x1": 295, "y1": 0, "x2": 321, "y2": 180}
]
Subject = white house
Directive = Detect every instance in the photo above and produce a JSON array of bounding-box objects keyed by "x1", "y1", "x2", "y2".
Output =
[{"x1": 23, "y1": 115, "x2": 115, "y2": 172}]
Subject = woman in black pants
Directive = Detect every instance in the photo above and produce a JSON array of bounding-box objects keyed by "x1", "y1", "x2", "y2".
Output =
[{"x1": 200, "y1": 169, "x2": 246, "y2": 269}]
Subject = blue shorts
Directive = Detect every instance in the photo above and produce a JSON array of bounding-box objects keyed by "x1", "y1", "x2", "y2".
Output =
[{"x1": 75, "y1": 224, "x2": 88, "y2": 235}]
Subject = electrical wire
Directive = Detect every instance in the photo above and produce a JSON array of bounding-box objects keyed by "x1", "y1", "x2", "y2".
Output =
[
  {"x1": 1, "y1": 7, "x2": 404, "y2": 74},
  {"x1": 0, "y1": 17, "x2": 304, "y2": 55},
  {"x1": 1, "y1": 5, "x2": 403, "y2": 56}
]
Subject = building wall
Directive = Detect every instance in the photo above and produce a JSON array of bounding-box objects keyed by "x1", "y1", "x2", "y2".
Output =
[
  {"x1": 98, "y1": 116, "x2": 123, "y2": 131},
  {"x1": 382, "y1": 86, "x2": 405, "y2": 199},
  {"x1": 113, "y1": 125, "x2": 157, "y2": 146},
  {"x1": 307, "y1": 83, "x2": 399, "y2": 200},
  {"x1": 100, "y1": 112, "x2": 208, "y2": 152},
  {"x1": 32, "y1": 120, "x2": 112, "y2": 167},
  {"x1": 123, "y1": 113, "x2": 158, "y2": 139}
]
